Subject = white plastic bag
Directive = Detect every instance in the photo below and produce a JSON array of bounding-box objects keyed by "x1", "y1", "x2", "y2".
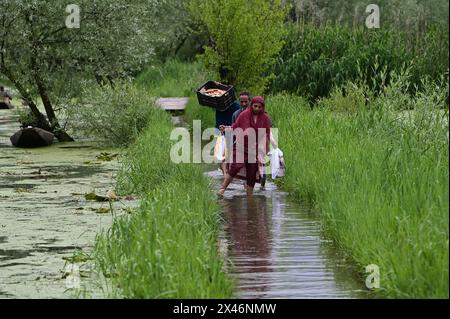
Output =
[
  {"x1": 269, "y1": 148, "x2": 285, "y2": 179},
  {"x1": 214, "y1": 135, "x2": 226, "y2": 162}
]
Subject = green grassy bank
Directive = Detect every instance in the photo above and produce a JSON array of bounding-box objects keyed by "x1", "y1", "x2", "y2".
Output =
[
  {"x1": 267, "y1": 88, "x2": 449, "y2": 298},
  {"x1": 93, "y1": 104, "x2": 233, "y2": 298}
]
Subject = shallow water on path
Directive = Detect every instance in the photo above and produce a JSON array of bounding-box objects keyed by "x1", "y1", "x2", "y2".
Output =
[
  {"x1": 0, "y1": 110, "x2": 138, "y2": 298},
  {"x1": 207, "y1": 170, "x2": 370, "y2": 299}
]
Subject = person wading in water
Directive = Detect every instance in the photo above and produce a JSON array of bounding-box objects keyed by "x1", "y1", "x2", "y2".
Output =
[{"x1": 218, "y1": 96, "x2": 272, "y2": 197}]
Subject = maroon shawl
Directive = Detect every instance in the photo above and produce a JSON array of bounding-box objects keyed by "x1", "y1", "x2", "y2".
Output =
[{"x1": 230, "y1": 97, "x2": 271, "y2": 163}]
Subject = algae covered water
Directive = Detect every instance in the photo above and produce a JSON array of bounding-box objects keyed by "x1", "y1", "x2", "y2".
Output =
[{"x1": 0, "y1": 110, "x2": 138, "y2": 298}]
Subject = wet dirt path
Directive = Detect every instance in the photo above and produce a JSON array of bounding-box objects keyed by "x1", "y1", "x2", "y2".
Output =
[
  {"x1": 0, "y1": 110, "x2": 138, "y2": 298},
  {"x1": 207, "y1": 170, "x2": 370, "y2": 299}
]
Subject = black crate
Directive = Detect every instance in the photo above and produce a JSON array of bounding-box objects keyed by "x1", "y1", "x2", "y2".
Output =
[{"x1": 196, "y1": 81, "x2": 236, "y2": 112}]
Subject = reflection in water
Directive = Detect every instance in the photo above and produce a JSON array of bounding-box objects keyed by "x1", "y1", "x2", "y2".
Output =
[
  {"x1": 215, "y1": 174, "x2": 368, "y2": 299},
  {"x1": 222, "y1": 197, "x2": 272, "y2": 296}
]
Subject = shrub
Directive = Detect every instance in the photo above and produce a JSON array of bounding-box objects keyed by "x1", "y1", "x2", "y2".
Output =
[
  {"x1": 135, "y1": 59, "x2": 215, "y2": 97},
  {"x1": 67, "y1": 82, "x2": 158, "y2": 146}
]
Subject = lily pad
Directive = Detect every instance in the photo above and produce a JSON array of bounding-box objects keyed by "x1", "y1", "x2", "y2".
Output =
[
  {"x1": 62, "y1": 249, "x2": 92, "y2": 263},
  {"x1": 85, "y1": 192, "x2": 109, "y2": 202},
  {"x1": 96, "y1": 152, "x2": 119, "y2": 162},
  {"x1": 15, "y1": 187, "x2": 32, "y2": 193},
  {"x1": 95, "y1": 208, "x2": 110, "y2": 214},
  {"x1": 16, "y1": 160, "x2": 34, "y2": 165}
]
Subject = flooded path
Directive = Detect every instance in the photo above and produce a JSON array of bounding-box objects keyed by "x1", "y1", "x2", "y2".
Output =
[
  {"x1": 207, "y1": 170, "x2": 370, "y2": 299},
  {"x1": 0, "y1": 109, "x2": 137, "y2": 298}
]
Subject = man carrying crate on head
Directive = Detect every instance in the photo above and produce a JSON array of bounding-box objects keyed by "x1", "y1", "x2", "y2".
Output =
[{"x1": 214, "y1": 98, "x2": 240, "y2": 175}]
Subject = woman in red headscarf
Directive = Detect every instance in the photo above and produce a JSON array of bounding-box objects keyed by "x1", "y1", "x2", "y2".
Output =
[{"x1": 218, "y1": 96, "x2": 272, "y2": 197}]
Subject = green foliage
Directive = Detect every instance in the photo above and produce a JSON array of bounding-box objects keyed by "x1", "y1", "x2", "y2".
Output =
[
  {"x1": 0, "y1": 0, "x2": 163, "y2": 94},
  {"x1": 66, "y1": 82, "x2": 159, "y2": 146},
  {"x1": 268, "y1": 79, "x2": 449, "y2": 298},
  {"x1": 135, "y1": 59, "x2": 216, "y2": 97},
  {"x1": 316, "y1": 81, "x2": 372, "y2": 113},
  {"x1": 270, "y1": 23, "x2": 449, "y2": 101},
  {"x1": 16, "y1": 103, "x2": 53, "y2": 129},
  {"x1": 188, "y1": 0, "x2": 290, "y2": 94},
  {"x1": 284, "y1": 0, "x2": 449, "y2": 31},
  {"x1": 409, "y1": 25, "x2": 450, "y2": 88},
  {"x1": 94, "y1": 106, "x2": 233, "y2": 298},
  {"x1": 150, "y1": 1, "x2": 208, "y2": 62},
  {"x1": 17, "y1": 109, "x2": 40, "y2": 128},
  {"x1": 184, "y1": 97, "x2": 216, "y2": 132}
]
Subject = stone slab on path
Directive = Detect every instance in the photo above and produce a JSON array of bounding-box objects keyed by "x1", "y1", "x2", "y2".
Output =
[{"x1": 156, "y1": 97, "x2": 189, "y2": 112}]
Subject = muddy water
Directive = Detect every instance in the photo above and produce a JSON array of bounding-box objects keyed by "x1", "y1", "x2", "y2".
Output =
[
  {"x1": 207, "y1": 170, "x2": 370, "y2": 299},
  {"x1": 0, "y1": 110, "x2": 138, "y2": 298}
]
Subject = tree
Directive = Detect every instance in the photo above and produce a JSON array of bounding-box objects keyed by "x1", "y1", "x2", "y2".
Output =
[
  {"x1": 0, "y1": 0, "x2": 164, "y2": 141},
  {"x1": 188, "y1": 0, "x2": 290, "y2": 94}
]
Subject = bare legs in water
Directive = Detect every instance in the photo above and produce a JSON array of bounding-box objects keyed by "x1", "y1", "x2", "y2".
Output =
[{"x1": 217, "y1": 173, "x2": 254, "y2": 198}]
